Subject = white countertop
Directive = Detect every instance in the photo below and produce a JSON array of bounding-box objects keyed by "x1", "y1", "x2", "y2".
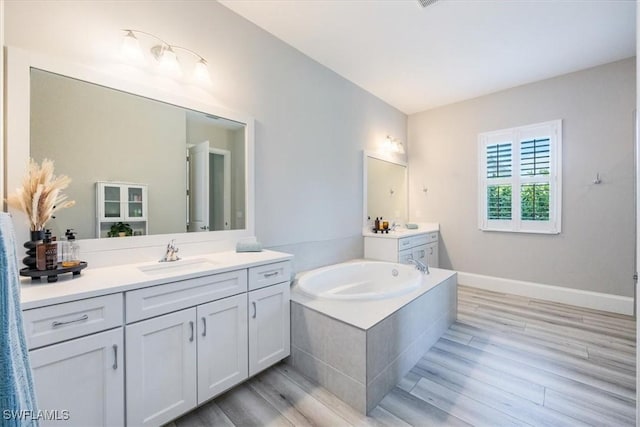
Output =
[
  {"x1": 291, "y1": 265, "x2": 456, "y2": 330},
  {"x1": 362, "y1": 222, "x2": 439, "y2": 239},
  {"x1": 21, "y1": 250, "x2": 293, "y2": 310}
]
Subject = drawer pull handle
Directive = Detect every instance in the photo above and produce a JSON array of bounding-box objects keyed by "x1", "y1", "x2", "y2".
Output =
[
  {"x1": 189, "y1": 321, "x2": 194, "y2": 342},
  {"x1": 202, "y1": 317, "x2": 207, "y2": 337},
  {"x1": 112, "y1": 345, "x2": 118, "y2": 370},
  {"x1": 263, "y1": 271, "x2": 279, "y2": 278},
  {"x1": 252, "y1": 301, "x2": 257, "y2": 319},
  {"x1": 52, "y1": 314, "x2": 89, "y2": 328}
]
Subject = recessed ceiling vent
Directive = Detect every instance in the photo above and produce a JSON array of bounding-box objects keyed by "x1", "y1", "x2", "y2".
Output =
[{"x1": 417, "y1": 0, "x2": 440, "y2": 8}]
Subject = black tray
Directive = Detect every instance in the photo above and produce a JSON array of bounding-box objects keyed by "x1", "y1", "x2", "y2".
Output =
[{"x1": 20, "y1": 262, "x2": 88, "y2": 283}]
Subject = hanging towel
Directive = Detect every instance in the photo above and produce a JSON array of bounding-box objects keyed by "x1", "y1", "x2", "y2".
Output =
[{"x1": 0, "y1": 213, "x2": 39, "y2": 426}]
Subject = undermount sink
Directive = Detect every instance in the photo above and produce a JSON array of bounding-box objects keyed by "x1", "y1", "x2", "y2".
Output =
[{"x1": 137, "y1": 258, "x2": 216, "y2": 275}]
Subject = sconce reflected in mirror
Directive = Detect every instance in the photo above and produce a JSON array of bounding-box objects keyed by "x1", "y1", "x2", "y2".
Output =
[{"x1": 121, "y1": 29, "x2": 211, "y2": 84}]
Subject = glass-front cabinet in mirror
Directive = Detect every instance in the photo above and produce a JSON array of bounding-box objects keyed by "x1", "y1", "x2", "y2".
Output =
[
  {"x1": 29, "y1": 68, "x2": 247, "y2": 240},
  {"x1": 96, "y1": 182, "x2": 148, "y2": 238}
]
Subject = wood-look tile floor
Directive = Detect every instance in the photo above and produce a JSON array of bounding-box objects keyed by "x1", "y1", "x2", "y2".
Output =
[{"x1": 168, "y1": 285, "x2": 636, "y2": 426}]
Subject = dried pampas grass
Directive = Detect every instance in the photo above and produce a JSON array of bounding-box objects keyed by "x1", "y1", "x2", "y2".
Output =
[{"x1": 6, "y1": 158, "x2": 76, "y2": 231}]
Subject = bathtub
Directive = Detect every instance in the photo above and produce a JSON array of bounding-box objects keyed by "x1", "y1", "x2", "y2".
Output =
[
  {"x1": 296, "y1": 261, "x2": 421, "y2": 300},
  {"x1": 289, "y1": 260, "x2": 457, "y2": 414}
]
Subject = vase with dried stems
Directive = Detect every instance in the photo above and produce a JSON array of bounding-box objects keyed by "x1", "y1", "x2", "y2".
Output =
[{"x1": 6, "y1": 158, "x2": 76, "y2": 270}]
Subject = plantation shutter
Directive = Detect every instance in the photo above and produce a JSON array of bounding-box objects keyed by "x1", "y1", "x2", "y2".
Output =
[{"x1": 479, "y1": 120, "x2": 561, "y2": 234}]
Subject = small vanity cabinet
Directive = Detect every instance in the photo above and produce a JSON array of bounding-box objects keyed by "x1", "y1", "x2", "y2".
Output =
[
  {"x1": 22, "y1": 294, "x2": 125, "y2": 427},
  {"x1": 96, "y1": 181, "x2": 148, "y2": 238},
  {"x1": 20, "y1": 252, "x2": 292, "y2": 427},
  {"x1": 248, "y1": 261, "x2": 291, "y2": 376},
  {"x1": 364, "y1": 228, "x2": 439, "y2": 268}
]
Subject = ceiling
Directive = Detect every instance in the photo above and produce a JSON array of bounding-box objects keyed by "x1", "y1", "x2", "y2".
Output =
[{"x1": 219, "y1": 0, "x2": 636, "y2": 115}]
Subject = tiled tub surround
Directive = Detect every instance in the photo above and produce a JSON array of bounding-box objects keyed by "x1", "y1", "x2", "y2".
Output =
[{"x1": 289, "y1": 265, "x2": 457, "y2": 413}]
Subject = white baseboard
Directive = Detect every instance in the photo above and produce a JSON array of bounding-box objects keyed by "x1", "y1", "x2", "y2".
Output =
[{"x1": 457, "y1": 271, "x2": 634, "y2": 316}]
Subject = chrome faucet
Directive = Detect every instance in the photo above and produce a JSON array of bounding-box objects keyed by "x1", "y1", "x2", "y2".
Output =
[
  {"x1": 407, "y1": 257, "x2": 429, "y2": 274},
  {"x1": 160, "y1": 239, "x2": 181, "y2": 262}
]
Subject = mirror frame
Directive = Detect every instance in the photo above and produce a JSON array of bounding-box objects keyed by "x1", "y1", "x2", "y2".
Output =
[
  {"x1": 362, "y1": 150, "x2": 408, "y2": 232},
  {"x1": 5, "y1": 47, "x2": 255, "y2": 252}
]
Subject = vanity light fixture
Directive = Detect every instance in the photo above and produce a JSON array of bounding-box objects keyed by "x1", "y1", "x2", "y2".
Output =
[
  {"x1": 383, "y1": 135, "x2": 405, "y2": 154},
  {"x1": 121, "y1": 29, "x2": 210, "y2": 83}
]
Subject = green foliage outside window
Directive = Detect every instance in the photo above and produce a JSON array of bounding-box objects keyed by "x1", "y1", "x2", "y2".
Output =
[{"x1": 521, "y1": 183, "x2": 549, "y2": 220}]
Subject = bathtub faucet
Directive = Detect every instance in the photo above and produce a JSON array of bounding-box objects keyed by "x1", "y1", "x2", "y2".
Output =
[{"x1": 407, "y1": 257, "x2": 429, "y2": 274}]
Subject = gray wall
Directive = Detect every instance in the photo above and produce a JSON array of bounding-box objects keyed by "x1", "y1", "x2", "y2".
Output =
[
  {"x1": 4, "y1": 0, "x2": 407, "y2": 272},
  {"x1": 409, "y1": 58, "x2": 636, "y2": 297}
]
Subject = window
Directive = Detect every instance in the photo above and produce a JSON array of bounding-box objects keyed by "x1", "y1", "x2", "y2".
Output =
[{"x1": 478, "y1": 120, "x2": 561, "y2": 234}]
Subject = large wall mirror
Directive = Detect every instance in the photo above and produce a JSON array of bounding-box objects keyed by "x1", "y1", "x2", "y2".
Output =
[
  {"x1": 363, "y1": 152, "x2": 408, "y2": 230},
  {"x1": 6, "y1": 47, "x2": 255, "y2": 250},
  {"x1": 30, "y1": 69, "x2": 246, "y2": 239}
]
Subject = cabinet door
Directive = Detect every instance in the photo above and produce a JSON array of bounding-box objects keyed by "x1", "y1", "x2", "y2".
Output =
[
  {"x1": 29, "y1": 328, "x2": 124, "y2": 427},
  {"x1": 98, "y1": 183, "x2": 123, "y2": 221},
  {"x1": 125, "y1": 185, "x2": 147, "y2": 221},
  {"x1": 126, "y1": 308, "x2": 197, "y2": 427},
  {"x1": 426, "y1": 241, "x2": 439, "y2": 268},
  {"x1": 197, "y1": 293, "x2": 248, "y2": 404},
  {"x1": 248, "y1": 282, "x2": 290, "y2": 376}
]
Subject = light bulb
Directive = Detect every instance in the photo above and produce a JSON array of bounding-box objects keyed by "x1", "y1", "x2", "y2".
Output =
[
  {"x1": 158, "y1": 46, "x2": 182, "y2": 78},
  {"x1": 383, "y1": 136, "x2": 394, "y2": 152},
  {"x1": 121, "y1": 30, "x2": 145, "y2": 63},
  {"x1": 193, "y1": 59, "x2": 211, "y2": 84}
]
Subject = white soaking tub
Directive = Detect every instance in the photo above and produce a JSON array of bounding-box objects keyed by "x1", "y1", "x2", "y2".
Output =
[{"x1": 296, "y1": 261, "x2": 421, "y2": 300}]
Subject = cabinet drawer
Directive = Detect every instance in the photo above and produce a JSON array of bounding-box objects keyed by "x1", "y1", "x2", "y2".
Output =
[
  {"x1": 398, "y1": 234, "x2": 429, "y2": 251},
  {"x1": 248, "y1": 261, "x2": 292, "y2": 291},
  {"x1": 126, "y1": 269, "x2": 247, "y2": 323},
  {"x1": 427, "y1": 232, "x2": 438, "y2": 243},
  {"x1": 23, "y1": 293, "x2": 123, "y2": 349}
]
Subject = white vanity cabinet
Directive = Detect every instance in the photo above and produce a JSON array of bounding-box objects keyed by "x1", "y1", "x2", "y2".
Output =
[
  {"x1": 23, "y1": 294, "x2": 124, "y2": 427},
  {"x1": 365, "y1": 230, "x2": 439, "y2": 268},
  {"x1": 20, "y1": 253, "x2": 292, "y2": 427},
  {"x1": 247, "y1": 261, "x2": 291, "y2": 375},
  {"x1": 125, "y1": 260, "x2": 292, "y2": 426}
]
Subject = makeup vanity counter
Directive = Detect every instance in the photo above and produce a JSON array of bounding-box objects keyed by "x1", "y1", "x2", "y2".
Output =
[
  {"x1": 364, "y1": 222, "x2": 440, "y2": 268},
  {"x1": 20, "y1": 249, "x2": 293, "y2": 427}
]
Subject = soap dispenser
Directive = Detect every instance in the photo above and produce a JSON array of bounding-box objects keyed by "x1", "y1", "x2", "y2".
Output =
[
  {"x1": 36, "y1": 229, "x2": 58, "y2": 270},
  {"x1": 62, "y1": 229, "x2": 80, "y2": 267}
]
